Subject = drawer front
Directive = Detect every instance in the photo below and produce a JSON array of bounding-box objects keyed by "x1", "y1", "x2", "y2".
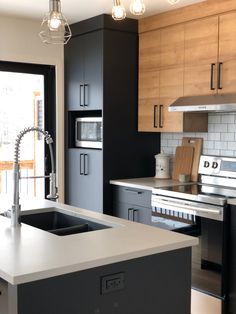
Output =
[{"x1": 114, "y1": 186, "x2": 152, "y2": 207}]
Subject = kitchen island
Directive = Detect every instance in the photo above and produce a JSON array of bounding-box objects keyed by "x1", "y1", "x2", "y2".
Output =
[{"x1": 0, "y1": 199, "x2": 197, "y2": 314}]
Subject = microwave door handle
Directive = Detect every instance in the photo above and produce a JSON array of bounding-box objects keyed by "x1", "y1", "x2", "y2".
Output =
[
  {"x1": 80, "y1": 153, "x2": 84, "y2": 175},
  {"x1": 153, "y1": 200, "x2": 221, "y2": 216}
]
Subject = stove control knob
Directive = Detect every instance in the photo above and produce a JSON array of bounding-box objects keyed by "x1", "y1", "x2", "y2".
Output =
[
  {"x1": 212, "y1": 161, "x2": 218, "y2": 169},
  {"x1": 204, "y1": 161, "x2": 210, "y2": 168}
]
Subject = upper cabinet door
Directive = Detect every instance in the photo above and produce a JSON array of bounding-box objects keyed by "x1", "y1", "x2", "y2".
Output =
[
  {"x1": 218, "y1": 12, "x2": 236, "y2": 94},
  {"x1": 65, "y1": 36, "x2": 84, "y2": 111},
  {"x1": 184, "y1": 16, "x2": 219, "y2": 96},
  {"x1": 83, "y1": 31, "x2": 103, "y2": 110},
  {"x1": 139, "y1": 30, "x2": 161, "y2": 72},
  {"x1": 161, "y1": 24, "x2": 184, "y2": 68}
]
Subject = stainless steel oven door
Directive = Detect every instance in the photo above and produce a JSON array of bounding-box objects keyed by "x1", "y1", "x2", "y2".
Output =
[{"x1": 151, "y1": 195, "x2": 226, "y2": 301}]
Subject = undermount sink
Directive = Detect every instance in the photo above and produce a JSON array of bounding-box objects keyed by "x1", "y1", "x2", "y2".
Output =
[{"x1": 20, "y1": 210, "x2": 111, "y2": 236}]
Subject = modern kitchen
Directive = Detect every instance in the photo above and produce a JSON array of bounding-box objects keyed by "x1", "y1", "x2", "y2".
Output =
[{"x1": 1, "y1": 0, "x2": 236, "y2": 313}]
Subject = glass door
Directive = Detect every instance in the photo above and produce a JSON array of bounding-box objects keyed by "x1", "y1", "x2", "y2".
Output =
[{"x1": 0, "y1": 62, "x2": 55, "y2": 200}]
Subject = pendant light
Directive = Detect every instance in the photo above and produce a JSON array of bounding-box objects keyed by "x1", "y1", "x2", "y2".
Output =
[
  {"x1": 168, "y1": 0, "x2": 180, "y2": 4},
  {"x1": 39, "y1": 0, "x2": 72, "y2": 44},
  {"x1": 112, "y1": 0, "x2": 126, "y2": 20},
  {"x1": 130, "y1": 0, "x2": 145, "y2": 16}
]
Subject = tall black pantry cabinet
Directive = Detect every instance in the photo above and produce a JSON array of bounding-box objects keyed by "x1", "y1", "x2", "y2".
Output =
[{"x1": 65, "y1": 14, "x2": 160, "y2": 215}]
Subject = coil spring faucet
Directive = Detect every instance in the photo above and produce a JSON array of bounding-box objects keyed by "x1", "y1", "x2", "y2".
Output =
[{"x1": 9, "y1": 127, "x2": 58, "y2": 227}]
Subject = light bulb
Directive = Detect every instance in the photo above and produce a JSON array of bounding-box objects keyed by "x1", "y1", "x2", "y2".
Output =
[
  {"x1": 130, "y1": 0, "x2": 145, "y2": 15},
  {"x1": 112, "y1": 0, "x2": 126, "y2": 20},
  {"x1": 168, "y1": 0, "x2": 180, "y2": 5},
  {"x1": 48, "y1": 11, "x2": 62, "y2": 30}
]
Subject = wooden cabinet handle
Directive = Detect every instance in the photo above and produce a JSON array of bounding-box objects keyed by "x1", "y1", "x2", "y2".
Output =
[
  {"x1": 210, "y1": 63, "x2": 215, "y2": 90},
  {"x1": 218, "y1": 62, "x2": 223, "y2": 90}
]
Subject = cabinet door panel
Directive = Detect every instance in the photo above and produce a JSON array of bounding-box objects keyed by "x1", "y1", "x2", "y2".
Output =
[
  {"x1": 159, "y1": 67, "x2": 184, "y2": 132},
  {"x1": 139, "y1": 30, "x2": 161, "y2": 72},
  {"x1": 66, "y1": 149, "x2": 103, "y2": 212},
  {"x1": 84, "y1": 31, "x2": 103, "y2": 109},
  {"x1": 65, "y1": 36, "x2": 84, "y2": 110},
  {"x1": 138, "y1": 99, "x2": 159, "y2": 132},
  {"x1": 184, "y1": 16, "x2": 218, "y2": 96},
  {"x1": 219, "y1": 12, "x2": 236, "y2": 94},
  {"x1": 161, "y1": 24, "x2": 184, "y2": 68}
]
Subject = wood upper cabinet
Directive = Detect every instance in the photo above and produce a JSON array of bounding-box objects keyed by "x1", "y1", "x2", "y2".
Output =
[
  {"x1": 184, "y1": 16, "x2": 219, "y2": 96},
  {"x1": 218, "y1": 11, "x2": 236, "y2": 94}
]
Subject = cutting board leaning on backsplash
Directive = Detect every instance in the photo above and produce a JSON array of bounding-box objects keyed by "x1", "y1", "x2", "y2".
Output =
[
  {"x1": 181, "y1": 137, "x2": 203, "y2": 182},
  {"x1": 172, "y1": 146, "x2": 194, "y2": 181}
]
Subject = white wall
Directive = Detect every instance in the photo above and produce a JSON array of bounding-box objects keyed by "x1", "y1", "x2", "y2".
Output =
[
  {"x1": 0, "y1": 15, "x2": 65, "y2": 201},
  {"x1": 161, "y1": 113, "x2": 236, "y2": 158}
]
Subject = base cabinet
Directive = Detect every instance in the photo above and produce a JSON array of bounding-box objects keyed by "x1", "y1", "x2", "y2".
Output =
[
  {"x1": 113, "y1": 186, "x2": 152, "y2": 225},
  {"x1": 2, "y1": 249, "x2": 191, "y2": 314},
  {"x1": 229, "y1": 204, "x2": 236, "y2": 313}
]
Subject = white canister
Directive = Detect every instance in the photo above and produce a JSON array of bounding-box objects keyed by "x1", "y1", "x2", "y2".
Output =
[{"x1": 155, "y1": 151, "x2": 171, "y2": 179}]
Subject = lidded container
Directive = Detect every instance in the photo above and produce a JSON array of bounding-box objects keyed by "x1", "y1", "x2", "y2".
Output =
[{"x1": 155, "y1": 151, "x2": 171, "y2": 179}]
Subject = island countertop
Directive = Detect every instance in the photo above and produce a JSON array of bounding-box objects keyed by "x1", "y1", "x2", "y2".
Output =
[{"x1": 0, "y1": 199, "x2": 197, "y2": 285}]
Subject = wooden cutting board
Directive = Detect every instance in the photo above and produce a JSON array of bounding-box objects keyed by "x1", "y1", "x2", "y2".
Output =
[
  {"x1": 182, "y1": 137, "x2": 203, "y2": 182},
  {"x1": 172, "y1": 146, "x2": 194, "y2": 181}
]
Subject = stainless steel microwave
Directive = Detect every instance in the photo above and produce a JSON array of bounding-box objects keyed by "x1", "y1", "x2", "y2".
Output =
[{"x1": 75, "y1": 117, "x2": 102, "y2": 149}]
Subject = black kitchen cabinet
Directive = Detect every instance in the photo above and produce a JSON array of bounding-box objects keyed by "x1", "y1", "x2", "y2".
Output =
[
  {"x1": 65, "y1": 31, "x2": 103, "y2": 110},
  {"x1": 67, "y1": 149, "x2": 103, "y2": 212},
  {"x1": 113, "y1": 186, "x2": 152, "y2": 224},
  {"x1": 65, "y1": 15, "x2": 160, "y2": 214}
]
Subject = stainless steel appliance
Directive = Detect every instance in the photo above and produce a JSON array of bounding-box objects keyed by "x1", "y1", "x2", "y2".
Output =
[
  {"x1": 151, "y1": 155, "x2": 236, "y2": 314},
  {"x1": 75, "y1": 117, "x2": 102, "y2": 149}
]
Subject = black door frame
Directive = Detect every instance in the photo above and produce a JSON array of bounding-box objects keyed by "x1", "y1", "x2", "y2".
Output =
[{"x1": 0, "y1": 60, "x2": 56, "y2": 196}]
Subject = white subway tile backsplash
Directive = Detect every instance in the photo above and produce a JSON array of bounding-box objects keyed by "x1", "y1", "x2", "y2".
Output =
[{"x1": 160, "y1": 113, "x2": 236, "y2": 158}]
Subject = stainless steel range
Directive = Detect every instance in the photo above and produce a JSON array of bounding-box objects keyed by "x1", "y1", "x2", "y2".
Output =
[{"x1": 152, "y1": 155, "x2": 236, "y2": 314}]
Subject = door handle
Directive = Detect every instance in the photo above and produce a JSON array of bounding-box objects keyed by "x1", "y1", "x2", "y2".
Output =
[
  {"x1": 154, "y1": 105, "x2": 158, "y2": 128},
  {"x1": 84, "y1": 154, "x2": 89, "y2": 175},
  {"x1": 159, "y1": 105, "x2": 163, "y2": 128},
  {"x1": 124, "y1": 189, "x2": 142, "y2": 195},
  {"x1": 210, "y1": 63, "x2": 215, "y2": 90},
  {"x1": 80, "y1": 84, "x2": 84, "y2": 107},
  {"x1": 84, "y1": 84, "x2": 89, "y2": 107},
  {"x1": 133, "y1": 209, "x2": 138, "y2": 222},
  {"x1": 218, "y1": 62, "x2": 223, "y2": 90},
  {"x1": 80, "y1": 153, "x2": 84, "y2": 175}
]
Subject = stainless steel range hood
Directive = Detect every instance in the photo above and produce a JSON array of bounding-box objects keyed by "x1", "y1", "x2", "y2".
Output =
[{"x1": 169, "y1": 94, "x2": 236, "y2": 113}]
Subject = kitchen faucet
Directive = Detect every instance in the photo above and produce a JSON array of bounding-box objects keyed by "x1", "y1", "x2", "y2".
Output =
[{"x1": 8, "y1": 127, "x2": 58, "y2": 227}]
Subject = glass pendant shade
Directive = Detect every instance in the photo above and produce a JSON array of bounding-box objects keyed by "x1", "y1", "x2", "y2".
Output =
[
  {"x1": 39, "y1": 0, "x2": 72, "y2": 44},
  {"x1": 112, "y1": 0, "x2": 126, "y2": 20},
  {"x1": 130, "y1": 0, "x2": 145, "y2": 15},
  {"x1": 168, "y1": 0, "x2": 180, "y2": 4}
]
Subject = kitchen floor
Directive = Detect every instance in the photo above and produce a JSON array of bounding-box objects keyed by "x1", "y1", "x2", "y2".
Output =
[{"x1": 191, "y1": 290, "x2": 221, "y2": 314}]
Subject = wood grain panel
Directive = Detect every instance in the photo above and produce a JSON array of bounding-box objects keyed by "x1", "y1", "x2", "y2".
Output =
[
  {"x1": 138, "y1": 99, "x2": 159, "y2": 132},
  {"x1": 139, "y1": 29, "x2": 161, "y2": 71},
  {"x1": 139, "y1": 70, "x2": 159, "y2": 100},
  {"x1": 172, "y1": 146, "x2": 194, "y2": 181},
  {"x1": 139, "y1": 0, "x2": 236, "y2": 33},
  {"x1": 161, "y1": 24, "x2": 184, "y2": 68}
]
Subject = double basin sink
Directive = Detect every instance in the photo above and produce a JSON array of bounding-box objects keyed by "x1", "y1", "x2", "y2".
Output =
[{"x1": 19, "y1": 209, "x2": 111, "y2": 236}]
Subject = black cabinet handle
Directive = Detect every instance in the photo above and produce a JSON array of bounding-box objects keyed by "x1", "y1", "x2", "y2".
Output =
[
  {"x1": 80, "y1": 84, "x2": 84, "y2": 107},
  {"x1": 133, "y1": 209, "x2": 138, "y2": 222},
  {"x1": 84, "y1": 154, "x2": 89, "y2": 175},
  {"x1": 79, "y1": 153, "x2": 84, "y2": 175},
  {"x1": 84, "y1": 84, "x2": 89, "y2": 107},
  {"x1": 124, "y1": 189, "x2": 142, "y2": 195},
  {"x1": 210, "y1": 63, "x2": 215, "y2": 90},
  {"x1": 218, "y1": 62, "x2": 223, "y2": 90},
  {"x1": 128, "y1": 208, "x2": 133, "y2": 221},
  {"x1": 159, "y1": 105, "x2": 163, "y2": 128},
  {"x1": 154, "y1": 105, "x2": 158, "y2": 128}
]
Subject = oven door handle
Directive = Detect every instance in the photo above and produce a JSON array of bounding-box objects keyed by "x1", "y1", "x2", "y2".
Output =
[{"x1": 153, "y1": 199, "x2": 222, "y2": 216}]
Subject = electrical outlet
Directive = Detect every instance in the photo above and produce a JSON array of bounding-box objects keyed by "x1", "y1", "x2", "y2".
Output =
[{"x1": 101, "y1": 272, "x2": 125, "y2": 294}]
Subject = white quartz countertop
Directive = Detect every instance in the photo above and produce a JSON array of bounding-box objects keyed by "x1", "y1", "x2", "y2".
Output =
[
  {"x1": 0, "y1": 199, "x2": 197, "y2": 285},
  {"x1": 227, "y1": 199, "x2": 236, "y2": 205},
  {"x1": 110, "y1": 177, "x2": 187, "y2": 191}
]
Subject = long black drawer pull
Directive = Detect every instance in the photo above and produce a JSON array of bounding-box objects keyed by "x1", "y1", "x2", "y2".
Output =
[
  {"x1": 84, "y1": 84, "x2": 89, "y2": 107},
  {"x1": 80, "y1": 84, "x2": 84, "y2": 107},
  {"x1": 84, "y1": 154, "x2": 89, "y2": 175},
  {"x1": 154, "y1": 105, "x2": 158, "y2": 128},
  {"x1": 128, "y1": 208, "x2": 133, "y2": 221},
  {"x1": 210, "y1": 63, "x2": 215, "y2": 90},
  {"x1": 218, "y1": 62, "x2": 223, "y2": 90},
  {"x1": 133, "y1": 209, "x2": 138, "y2": 222},
  {"x1": 124, "y1": 189, "x2": 142, "y2": 195},
  {"x1": 159, "y1": 105, "x2": 163, "y2": 128},
  {"x1": 80, "y1": 153, "x2": 84, "y2": 175}
]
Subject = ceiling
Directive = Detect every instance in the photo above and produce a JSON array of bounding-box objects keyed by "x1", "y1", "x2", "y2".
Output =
[{"x1": 0, "y1": 0, "x2": 205, "y2": 24}]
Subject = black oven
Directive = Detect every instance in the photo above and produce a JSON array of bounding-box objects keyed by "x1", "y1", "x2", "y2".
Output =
[{"x1": 151, "y1": 192, "x2": 228, "y2": 312}]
